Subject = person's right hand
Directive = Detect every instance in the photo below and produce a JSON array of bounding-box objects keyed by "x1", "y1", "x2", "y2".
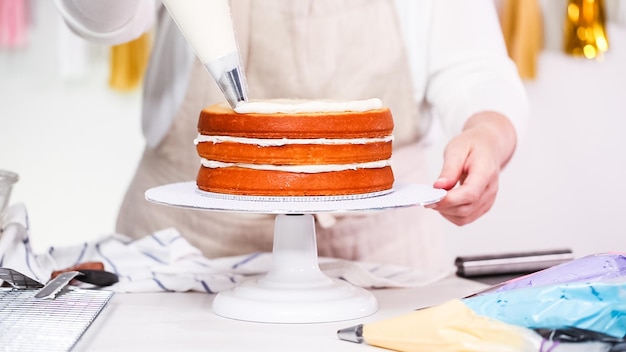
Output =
[{"x1": 425, "y1": 111, "x2": 517, "y2": 226}]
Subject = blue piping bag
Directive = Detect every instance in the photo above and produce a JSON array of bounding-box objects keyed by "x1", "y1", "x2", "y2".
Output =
[{"x1": 463, "y1": 278, "x2": 626, "y2": 338}]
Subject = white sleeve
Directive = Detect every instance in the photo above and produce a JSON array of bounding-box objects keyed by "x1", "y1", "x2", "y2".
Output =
[
  {"x1": 54, "y1": 0, "x2": 158, "y2": 45},
  {"x1": 425, "y1": 0, "x2": 529, "y2": 142}
]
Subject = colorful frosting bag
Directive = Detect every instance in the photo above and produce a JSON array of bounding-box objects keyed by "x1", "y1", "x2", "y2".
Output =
[
  {"x1": 339, "y1": 253, "x2": 626, "y2": 351},
  {"x1": 361, "y1": 299, "x2": 544, "y2": 352},
  {"x1": 463, "y1": 253, "x2": 626, "y2": 340},
  {"x1": 353, "y1": 298, "x2": 622, "y2": 352},
  {"x1": 464, "y1": 278, "x2": 626, "y2": 338},
  {"x1": 475, "y1": 252, "x2": 626, "y2": 295}
]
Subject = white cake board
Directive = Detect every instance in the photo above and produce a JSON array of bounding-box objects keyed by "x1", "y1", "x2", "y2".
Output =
[
  {"x1": 145, "y1": 182, "x2": 446, "y2": 323},
  {"x1": 145, "y1": 181, "x2": 445, "y2": 214}
]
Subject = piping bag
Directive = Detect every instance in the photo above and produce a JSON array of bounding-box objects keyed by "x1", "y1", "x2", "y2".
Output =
[
  {"x1": 338, "y1": 252, "x2": 626, "y2": 351},
  {"x1": 161, "y1": 0, "x2": 247, "y2": 108}
]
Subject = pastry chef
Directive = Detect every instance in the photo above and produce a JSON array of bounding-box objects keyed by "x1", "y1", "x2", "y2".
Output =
[{"x1": 54, "y1": 0, "x2": 528, "y2": 271}]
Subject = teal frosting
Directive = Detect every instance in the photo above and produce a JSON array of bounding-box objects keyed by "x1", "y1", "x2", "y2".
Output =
[{"x1": 463, "y1": 280, "x2": 626, "y2": 338}]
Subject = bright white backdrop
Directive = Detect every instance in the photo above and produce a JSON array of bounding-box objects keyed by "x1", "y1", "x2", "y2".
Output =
[
  {"x1": 1, "y1": 1, "x2": 625, "y2": 262},
  {"x1": 0, "y1": 1, "x2": 144, "y2": 251}
]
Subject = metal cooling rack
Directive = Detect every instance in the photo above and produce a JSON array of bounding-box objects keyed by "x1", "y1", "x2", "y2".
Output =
[{"x1": 0, "y1": 287, "x2": 113, "y2": 351}]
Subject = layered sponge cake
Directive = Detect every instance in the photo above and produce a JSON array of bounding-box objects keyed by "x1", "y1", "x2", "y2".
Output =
[{"x1": 194, "y1": 99, "x2": 394, "y2": 197}]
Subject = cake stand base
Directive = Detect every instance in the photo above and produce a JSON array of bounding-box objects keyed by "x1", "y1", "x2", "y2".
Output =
[{"x1": 212, "y1": 214, "x2": 377, "y2": 323}]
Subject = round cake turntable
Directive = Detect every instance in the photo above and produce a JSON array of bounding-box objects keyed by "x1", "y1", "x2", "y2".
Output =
[{"x1": 145, "y1": 181, "x2": 446, "y2": 323}]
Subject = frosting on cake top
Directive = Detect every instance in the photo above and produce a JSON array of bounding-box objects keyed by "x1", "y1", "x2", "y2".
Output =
[{"x1": 234, "y1": 98, "x2": 383, "y2": 114}]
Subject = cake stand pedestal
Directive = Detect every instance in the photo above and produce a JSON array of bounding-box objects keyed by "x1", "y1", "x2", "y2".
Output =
[{"x1": 145, "y1": 182, "x2": 445, "y2": 323}]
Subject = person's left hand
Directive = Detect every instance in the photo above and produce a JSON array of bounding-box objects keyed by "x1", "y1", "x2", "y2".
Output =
[{"x1": 425, "y1": 111, "x2": 517, "y2": 226}]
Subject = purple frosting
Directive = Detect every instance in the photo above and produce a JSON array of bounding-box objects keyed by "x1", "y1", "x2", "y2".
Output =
[{"x1": 476, "y1": 252, "x2": 626, "y2": 295}]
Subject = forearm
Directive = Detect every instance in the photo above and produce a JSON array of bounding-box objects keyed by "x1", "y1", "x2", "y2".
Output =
[
  {"x1": 54, "y1": 0, "x2": 156, "y2": 45},
  {"x1": 426, "y1": 0, "x2": 529, "y2": 148}
]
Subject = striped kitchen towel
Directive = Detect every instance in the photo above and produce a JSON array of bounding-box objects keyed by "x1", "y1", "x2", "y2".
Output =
[{"x1": 0, "y1": 203, "x2": 452, "y2": 293}]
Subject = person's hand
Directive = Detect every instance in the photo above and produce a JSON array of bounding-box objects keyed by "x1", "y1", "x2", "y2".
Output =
[{"x1": 425, "y1": 111, "x2": 517, "y2": 226}]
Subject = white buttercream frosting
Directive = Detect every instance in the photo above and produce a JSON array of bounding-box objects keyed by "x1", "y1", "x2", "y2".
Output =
[
  {"x1": 200, "y1": 158, "x2": 391, "y2": 173},
  {"x1": 194, "y1": 135, "x2": 393, "y2": 146},
  {"x1": 233, "y1": 98, "x2": 383, "y2": 114}
]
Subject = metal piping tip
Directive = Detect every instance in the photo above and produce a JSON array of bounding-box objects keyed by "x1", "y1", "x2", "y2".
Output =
[
  {"x1": 205, "y1": 52, "x2": 248, "y2": 109},
  {"x1": 218, "y1": 65, "x2": 248, "y2": 108},
  {"x1": 337, "y1": 324, "x2": 364, "y2": 344}
]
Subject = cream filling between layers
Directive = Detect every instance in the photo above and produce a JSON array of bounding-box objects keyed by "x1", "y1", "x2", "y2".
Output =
[
  {"x1": 233, "y1": 98, "x2": 383, "y2": 114},
  {"x1": 200, "y1": 159, "x2": 391, "y2": 173},
  {"x1": 194, "y1": 135, "x2": 393, "y2": 146}
]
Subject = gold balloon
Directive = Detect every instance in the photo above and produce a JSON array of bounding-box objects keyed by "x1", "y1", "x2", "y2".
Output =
[
  {"x1": 109, "y1": 32, "x2": 153, "y2": 91},
  {"x1": 564, "y1": 0, "x2": 609, "y2": 59},
  {"x1": 500, "y1": 0, "x2": 543, "y2": 80}
]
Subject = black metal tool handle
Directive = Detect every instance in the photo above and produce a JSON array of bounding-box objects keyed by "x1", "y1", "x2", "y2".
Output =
[{"x1": 76, "y1": 270, "x2": 119, "y2": 287}]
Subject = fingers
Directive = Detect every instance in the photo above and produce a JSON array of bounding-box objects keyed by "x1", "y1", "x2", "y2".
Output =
[
  {"x1": 427, "y1": 111, "x2": 517, "y2": 226},
  {"x1": 434, "y1": 181, "x2": 498, "y2": 225},
  {"x1": 427, "y1": 152, "x2": 500, "y2": 226},
  {"x1": 433, "y1": 141, "x2": 469, "y2": 191}
]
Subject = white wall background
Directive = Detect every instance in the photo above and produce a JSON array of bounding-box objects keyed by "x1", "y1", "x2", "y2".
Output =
[
  {"x1": 442, "y1": 44, "x2": 626, "y2": 259},
  {"x1": 1, "y1": 1, "x2": 625, "y2": 262},
  {"x1": 0, "y1": 1, "x2": 144, "y2": 251}
]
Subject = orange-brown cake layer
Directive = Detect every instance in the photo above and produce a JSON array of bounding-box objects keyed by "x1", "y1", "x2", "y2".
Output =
[
  {"x1": 195, "y1": 101, "x2": 395, "y2": 196},
  {"x1": 198, "y1": 103, "x2": 393, "y2": 139},
  {"x1": 196, "y1": 141, "x2": 392, "y2": 165},
  {"x1": 196, "y1": 166, "x2": 394, "y2": 196}
]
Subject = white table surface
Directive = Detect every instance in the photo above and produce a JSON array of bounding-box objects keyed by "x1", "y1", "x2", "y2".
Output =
[{"x1": 75, "y1": 276, "x2": 487, "y2": 352}]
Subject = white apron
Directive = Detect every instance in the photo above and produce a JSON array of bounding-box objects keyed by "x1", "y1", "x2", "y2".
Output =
[{"x1": 116, "y1": 0, "x2": 447, "y2": 270}]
